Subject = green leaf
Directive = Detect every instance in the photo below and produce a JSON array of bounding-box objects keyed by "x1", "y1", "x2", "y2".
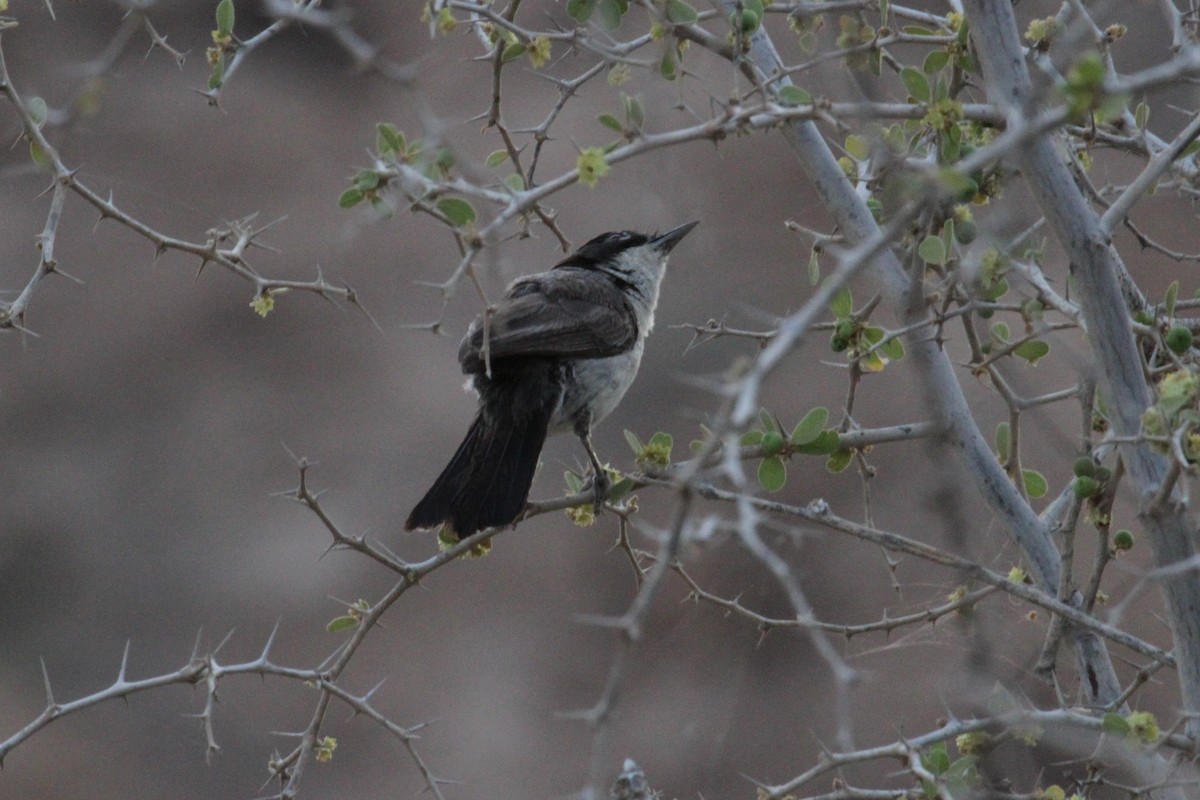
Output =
[
  {"x1": 564, "y1": 470, "x2": 583, "y2": 493},
  {"x1": 646, "y1": 431, "x2": 674, "y2": 463},
  {"x1": 860, "y1": 351, "x2": 886, "y2": 373},
  {"x1": 215, "y1": 0, "x2": 235, "y2": 37},
  {"x1": 503, "y1": 173, "x2": 525, "y2": 192},
  {"x1": 759, "y1": 409, "x2": 779, "y2": 434},
  {"x1": 666, "y1": 0, "x2": 698, "y2": 24},
  {"x1": 845, "y1": 134, "x2": 870, "y2": 161},
  {"x1": 1102, "y1": 712, "x2": 1130, "y2": 736},
  {"x1": 790, "y1": 407, "x2": 829, "y2": 445},
  {"x1": 944, "y1": 755, "x2": 980, "y2": 793},
  {"x1": 1013, "y1": 339, "x2": 1050, "y2": 365},
  {"x1": 985, "y1": 277, "x2": 1009, "y2": 302},
  {"x1": 1166, "y1": 280, "x2": 1180, "y2": 318},
  {"x1": 208, "y1": 60, "x2": 225, "y2": 90},
  {"x1": 1022, "y1": 469, "x2": 1047, "y2": 498},
  {"x1": 777, "y1": 85, "x2": 812, "y2": 107},
  {"x1": 567, "y1": 0, "x2": 597, "y2": 23},
  {"x1": 939, "y1": 127, "x2": 961, "y2": 162},
  {"x1": 29, "y1": 140, "x2": 48, "y2": 169},
  {"x1": 918, "y1": 234, "x2": 948, "y2": 265},
  {"x1": 826, "y1": 448, "x2": 853, "y2": 473},
  {"x1": 622, "y1": 92, "x2": 644, "y2": 130},
  {"x1": 338, "y1": 188, "x2": 364, "y2": 208},
  {"x1": 923, "y1": 741, "x2": 951, "y2": 775},
  {"x1": 597, "y1": 0, "x2": 623, "y2": 30},
  {"x1": 376, "y1": 123, "x2": 405, "y2": 157},
  {"x1": 830, "y1": 285, "x2": 853, "y2": 319},
  {"x1": 26, "y1": 96, "x2": 47, "y2": 128},
  {"x1": 991, "y1": 321, "x2": 1010, "y2": 342},
  {"x1": 660, "y1": 50, "x2": 676, "y2": 80},
  {"x1": 901, "y1": 67, "x2": 930, "y2": 103},
  {"x1": 1135, "y1": 100, "x2": 1150, "y2": 130},
  {"x1": 880, "y1": 337, "x2": 905, "y2": 360},
  {"x1": 808, "y1": 249, "x2": 820, "y2": 285},
  {"x1": 758, "y1": 456, "x2": 787, "y2": 492},
  {"x1": 995, "y1": 422, "x2": 1011, "y2": 461},
  {"x1": 598, "y1": 113, "x2": 623, "y2": 132},
  {"x1": 502, "y1": 42, "x2": 526, "y2": 61},
  {"x1": 437, "y1": 198, "x2": 477, "y2": 227},
  {"x1": 741, "y1": 429, "x2": 763, "y2": 446},
  {"x1": 938, "y1": 168, "x2": 977, "y2": 201},
  {"x1": 609, "y1": 476, "x2": 636, "y2": 500},
  {"x1": 624, "y1": 429, "x2": 645, "y2": 454},
  {"x1": 795, "y1": 429, "x2": 840, "y2": 455},
  {"x1": 485, "y1": 149, "x2": 509, "y2": 168},
  {"x1": 923, "y1": 50, "x2": 949, "y2": 74},
  {"x1": 326, "y1": 616, "x2": 358, "y2": 633},
  {"x1": 354, "y1": 169, "x2": 380, "y2": 192}
]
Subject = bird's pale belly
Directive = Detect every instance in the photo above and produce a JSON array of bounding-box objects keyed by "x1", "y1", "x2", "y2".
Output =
[{"x1": 550, "y1": 343, "x2": 644, "y2": 432}]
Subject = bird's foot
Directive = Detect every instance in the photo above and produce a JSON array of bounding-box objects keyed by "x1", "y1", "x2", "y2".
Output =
[{"x1": 587, "y1": 470, "x2": 611, "y2": 514}]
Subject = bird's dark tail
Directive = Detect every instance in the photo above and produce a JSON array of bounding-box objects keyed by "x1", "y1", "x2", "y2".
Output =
[{"x1": 405, "y1": 369, "x2": 557, "y2": 538}]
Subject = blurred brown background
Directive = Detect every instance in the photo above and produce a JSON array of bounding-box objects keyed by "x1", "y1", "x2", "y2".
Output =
[{"x1": 0, "y1": 2, "x2": 1182, "y2": 798}]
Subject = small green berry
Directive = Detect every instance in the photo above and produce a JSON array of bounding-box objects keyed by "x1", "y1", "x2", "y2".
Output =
[
  {"x1": 1072, "y1": 456, "x2": 1097, "y2": 478},
  {"x1": 955, "y1": 219, "x2": 977, "y2": 244},
  {"x1": 830, "y1": 333, "x2": 850, "y2": 352},
  {"x1": 1113, "y1": 529, "x2": 1134, "y2": 551},
  {"x1": 1166, "y1": 325, "x2": 1193, "y2": 354},
  {"x1": 761, "y1": 430, "x2": 785, "y2": 457},
  {"x1": 730, "y1": 9, "x2": 760, "y2": 32},
  {"x1": 1073, "y1": 475, "x2": 1099, "y2": 499}
]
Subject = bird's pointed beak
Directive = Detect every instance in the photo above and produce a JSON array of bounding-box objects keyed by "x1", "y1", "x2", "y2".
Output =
[{"x1": 651, "y1": 220, "x2": 699, "y2": 253}]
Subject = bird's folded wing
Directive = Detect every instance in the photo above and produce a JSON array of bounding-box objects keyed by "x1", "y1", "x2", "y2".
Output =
[{"x1": 459, "y1": 282, "x2": 637, "y2": 369}]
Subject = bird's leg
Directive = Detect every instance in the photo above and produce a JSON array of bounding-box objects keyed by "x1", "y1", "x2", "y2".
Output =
[{"x1": 575, "y1": 417, "x2": 610, "y2": 513}]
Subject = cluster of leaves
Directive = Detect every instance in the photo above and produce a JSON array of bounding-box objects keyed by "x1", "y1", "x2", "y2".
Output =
[
  {"x1": 339, "y1": 124, "x2": 483, "y2": 228},
  {"x1": 827, "y1": 286, "x2": 904, "y2": 372},
  {"x1": 1135, "y1": 281, "x2": 1197, "y2": 358},
  {"x1": 741, "y1": 408, "x2": 844, "y2": 492},
  {"x1": 206, "y1": 0, "x2": 235, "y2": 91},
  {"x1": 1062, "y1": 54, "x2": 1128, "y2": 124},
  {"x1": 1141, "y1": 369, "x2": 1200, "y2": 459},
  {"x1": 1101, "y1": 710, "x2": 1162, "y2": 745},
  {"x1": 563, "y1": 462, "x2": 636, "y2": 527},
  {"x1": 326, "y1": 598, "x2": 371, "y2": 633},
  {"x1": 919, "y1": 740, "x2": 980, "y2": 799},
  {"x1": 597, "y1": 92, "x2": 646, "y2": 140},
  {"x1": 566, "y1": 0, "x2": 631, "y2": 30},
  {"x1": 1134, "y1": 283, "x2": 1200, "y2": 459}
]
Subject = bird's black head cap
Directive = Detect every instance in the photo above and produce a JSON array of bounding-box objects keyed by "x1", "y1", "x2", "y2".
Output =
[{"x1": 556, "y1": 230, "x2": 650, "y2": 270}]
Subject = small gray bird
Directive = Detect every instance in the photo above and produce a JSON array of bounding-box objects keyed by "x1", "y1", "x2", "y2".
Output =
[{"x1": 405, "y1": 221, "x2": 698, "y2": 539}]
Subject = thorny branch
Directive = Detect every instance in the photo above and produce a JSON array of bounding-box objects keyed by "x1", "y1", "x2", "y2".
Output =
[{"x1": 10, "y1": 1, "x2": 1200, "y2": 798}]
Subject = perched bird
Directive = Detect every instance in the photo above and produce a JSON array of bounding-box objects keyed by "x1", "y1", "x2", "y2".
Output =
[{"x1": 405, "y1": 221, "x2": 698, "y2": 539}]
